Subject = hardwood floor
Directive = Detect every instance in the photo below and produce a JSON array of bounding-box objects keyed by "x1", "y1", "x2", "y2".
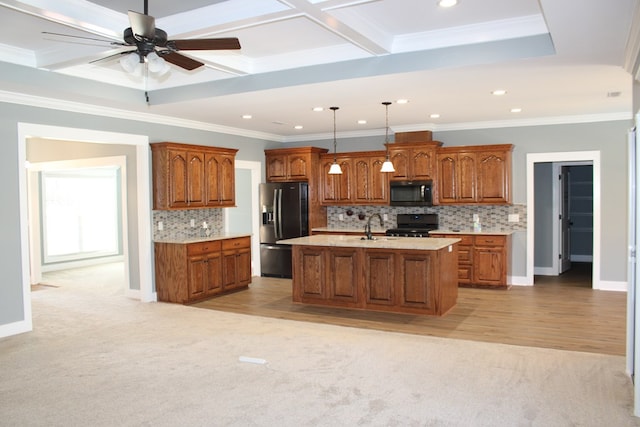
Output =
[{"x1": 194, "y1": 263, "x2": 627, "y2": 356}]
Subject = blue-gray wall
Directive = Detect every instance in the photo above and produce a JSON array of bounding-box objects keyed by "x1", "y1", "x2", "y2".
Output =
[{"x1": 0, "y1": 98, "x2": 632, "y2": 332}]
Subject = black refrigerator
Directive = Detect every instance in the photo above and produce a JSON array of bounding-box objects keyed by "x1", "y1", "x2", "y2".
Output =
[{"x1": 259, "y1": 182, "x2": 309, "y2": 278}]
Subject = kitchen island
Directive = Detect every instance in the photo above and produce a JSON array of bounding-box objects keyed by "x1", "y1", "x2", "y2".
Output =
[{"x1": 277, "y1": 235, "x2": 460, "y2": 316}]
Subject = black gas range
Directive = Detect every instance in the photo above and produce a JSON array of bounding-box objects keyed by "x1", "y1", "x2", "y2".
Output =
[{"x1": 385, "y1": 213, "x2": 439, "y2": 238}]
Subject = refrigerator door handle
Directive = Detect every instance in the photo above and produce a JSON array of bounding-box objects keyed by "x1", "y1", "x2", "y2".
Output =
[
  {"x1": 273, "y1": 188, "x2": 280, "y2": 240},
  {"x1": 277, "y1": 188, "x2": 284, "y2": 239}
]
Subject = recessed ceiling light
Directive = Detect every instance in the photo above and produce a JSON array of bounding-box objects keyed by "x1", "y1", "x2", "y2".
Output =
[
  {"x1": 396, "y1": 99, "x2": 409, "y2": 104},
  {"x1": 357, "y1": 120, "x2": 367, "y2": 124},
  {"x1": 312, "y1": 107, "x2": 324, "y2": 112},
  {"x1": 510, "y1": 108, "x2": 522, "y2": 113},
  {"x1": 492, "y1": 89, "x2": 507, "y2": 96},
  {"x1": 242, "y1": 114, "x2": 252, "y2": 119},
  {"x1": 430, "y1": 113, "x2": 440, "y2": 119},
  {"x1": 438, "y1": 0, "x2": 458, "y2": 7},
  {"x1": 294, "y1": 125, "x2": 303, "y2": 129}
]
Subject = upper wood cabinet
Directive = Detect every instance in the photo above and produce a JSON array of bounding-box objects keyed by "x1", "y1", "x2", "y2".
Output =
[
  {"x1": 151, "y1": 142, "x2": 238, "y2": 210},
  {"x1": 319, "y1": 151, "x2": 389, "y2": 205},
  {"x1": 436, "y1": 144, "x2": 513, "y2": 205},
  {"x1": 386, "y1": 141, "x2": 443, "y2": 181},
  {"x1": 264, "y1": 146, "x2": 329, "y2": 232},
  {"x1": 265, "y1": 147, "x2": 328, "y2": 182}
]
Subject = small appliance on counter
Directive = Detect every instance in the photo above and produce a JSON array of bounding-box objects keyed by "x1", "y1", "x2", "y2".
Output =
[
  {"x1": 259, "y1": 182, "x2": 309, "y2": 278},
  {"x1": 385, "y1": 213, "x2": 439, "y2": 237}
]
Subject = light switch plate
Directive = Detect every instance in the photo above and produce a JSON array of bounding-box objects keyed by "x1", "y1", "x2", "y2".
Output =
[
  {"x1": 339, "y1": 214, "x2": 344, "y2": 221},
  {"x1": 508, "y1": 214, "x2": 520, "y2": 222},
  {"x1": 158, "y1": 221, "x2": 163, "y2": 231}
]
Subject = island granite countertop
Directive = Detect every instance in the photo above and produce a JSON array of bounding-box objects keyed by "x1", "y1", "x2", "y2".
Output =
[{"x1": 277, "y1": 234, "x2": 460, "y2": 250}]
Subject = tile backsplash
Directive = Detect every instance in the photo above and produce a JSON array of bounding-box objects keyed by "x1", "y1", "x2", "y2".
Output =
[
  {"x1": 326, "y1": 204, "x2": 527, "y2": 232},
  {"x1": 153, "y1": 208, "x2": 224, "y2": 240}
]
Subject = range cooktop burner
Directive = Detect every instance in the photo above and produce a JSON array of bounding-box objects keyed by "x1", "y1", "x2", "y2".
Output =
[{"x1": 385, "y1": 213, "x2": 439, "y2": 238}]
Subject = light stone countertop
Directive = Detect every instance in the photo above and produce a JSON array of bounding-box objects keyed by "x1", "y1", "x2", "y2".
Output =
[
  {"x1": 154, "y1": 233, "x2": 252, "y2": 244},
  {"x1": 277, "y1": 234, "x2": 460, "y2": 250},
  {"x1": 430, "y1": 229, "x2": 514, "y2": 236}
]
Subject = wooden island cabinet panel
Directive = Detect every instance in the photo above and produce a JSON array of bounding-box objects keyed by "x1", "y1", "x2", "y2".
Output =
[
  {"x1": 155, "y1": 236, "x2": 251, "y2": 304},
  {"x1": 151, "y1": 142, "x2": 238, "y2": 210},
  {"x1": 291, "y1": 242, "x2": 458, "y2": 316},
  {"x1": 430, "y1": 233, "x2": 510, "y2": 289}
]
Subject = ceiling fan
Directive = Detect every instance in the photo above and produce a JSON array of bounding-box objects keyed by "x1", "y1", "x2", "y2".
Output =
[{"x1": 45, "y1": 0, "x2": 241, "y2": 74}]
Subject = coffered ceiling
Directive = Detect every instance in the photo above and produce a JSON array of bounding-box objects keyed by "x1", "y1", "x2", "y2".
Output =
[{"x1": 0, "y1": 0, "x2": 637, "y2": 141}]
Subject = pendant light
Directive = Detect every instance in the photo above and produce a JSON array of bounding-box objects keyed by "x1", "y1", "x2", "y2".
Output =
[
  {"x1": 380, "y1": 101, "x2": 396, "y2": 173},
  {"x1": 328, "y1": 106, "x2": 342, "y2": 175}
]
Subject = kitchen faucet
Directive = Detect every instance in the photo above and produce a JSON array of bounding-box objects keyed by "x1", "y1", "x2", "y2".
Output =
[{"x1": 364, "y1": 213, "x2": 384, "y2": 240}]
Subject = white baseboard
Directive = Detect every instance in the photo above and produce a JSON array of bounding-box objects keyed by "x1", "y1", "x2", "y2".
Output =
[
  {"x1": 0, "y1": 319, "x2": 32, "y2": 338},
  {"x1": 509, "y1": 275, "x2": 531, "y2": 286},
  {"x1": 595, "y1": 281, "x2": 627, "y2": 292},
  {"x1": 534, "y1": 266, "x2": 557, "y2": 276}
]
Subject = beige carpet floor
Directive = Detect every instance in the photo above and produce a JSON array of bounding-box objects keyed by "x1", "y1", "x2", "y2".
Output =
[{"x1": 1, "y1": 264, "x2": 639, "y2": 426}]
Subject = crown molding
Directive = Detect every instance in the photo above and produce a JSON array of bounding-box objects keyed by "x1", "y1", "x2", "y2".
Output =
[
  {"x1": 624, "y1": 0, "x2": 640, "y2": 80},
  {"x1": 0, "y1": 90, "x2": 284, "y2": 142},
  {"x1": 0, "y1": 90, "x2": 631, "y2": 145}
]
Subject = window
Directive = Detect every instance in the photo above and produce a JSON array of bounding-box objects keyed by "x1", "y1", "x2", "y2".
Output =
[{"x1": 41, "y1": 167, "x2": 122, "y2": 264}]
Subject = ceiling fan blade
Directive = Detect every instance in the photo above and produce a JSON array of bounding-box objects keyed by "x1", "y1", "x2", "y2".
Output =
[
  {"x1": 89, "y1": 50, "x2": 136, "y2": 64},
  {"x1": 128, "y1": 10, "x2": 155, "y2": 39},
  {"x1": 169, "y1": 38, "x2": 241, "y2": 51},
  {"x1": 161, "y1": 52, "x2": 204, "y2": 71}
]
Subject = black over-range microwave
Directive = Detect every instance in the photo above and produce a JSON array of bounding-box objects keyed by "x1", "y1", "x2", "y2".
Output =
[{"x1": 389, "y1": 180, "x2": 433, "y2": 206}]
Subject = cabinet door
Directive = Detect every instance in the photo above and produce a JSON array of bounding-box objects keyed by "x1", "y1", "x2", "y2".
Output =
[
  {"x1": 292, "y1": 246, "x2": 326, "y2": 301},
  {"x1": 205, "y1": 252, "x2": 223, "y2": 295},
  {"x1": 266, "y1": 154, "x2": 287, "y2": 181},
  {"x1": 411, "y1": 149, "x2": 436, "y2": 180},
  {"x1": 437, "y1": 153, "x2": 457, "y2": 203},
  {"x1": 222, "y1": 249, "x2": 238, "y2": 289},
  {"x1": 186, "y1": 152, "x2": 205, "y2": 207},
  {"x1": 363, "y1": 250, "x2": 395, "y2": 306},
  {"x1": 327, "y1": 248, "x2": 359, "y2": 302},
  {"x1": 287, "y1": 154, "x2": 311, "y2": 181},
  {"x1": 477, "y1": 151, "x2": 510, "y2": 203},
  {"x1": 353, "y1": 158, "x2": 370, "y2": 204},
  {"x1": 168, "y1": 150, "x2": 189, "y2": 208},
  {"x1": 473, "y1": 246, "x2": 505, "y2": 285},
  {"x1": 389, "y1": 149, "x2": 410, "y2": 180},
  {"x1": 218, "y1": 154, "x2": 236, "y2": 206},
  {"x1": 236, "y1": 247, "x2": 252, "y2": 287},
  {"x1": 187, "y1": 255, "x2": 207, "y2": 300},
  {"x1": 457, "y1": 152, "x2": 477, "y2": 203},
  {"x1": 397, "y1": 251, "x2": 435, "y2": 311},
  {"x1": 369, "y1": 157, "x2": 389, "y2": 203},
  {"x1": 320, "y1": 158, "x2": 352, "y2": 204}
]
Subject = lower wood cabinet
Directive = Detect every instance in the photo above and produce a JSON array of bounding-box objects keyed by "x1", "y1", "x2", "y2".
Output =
[
  {"x1": 430, "y1": 233, "x2": 510, "y2": 288},
  {"x1": 291, "y1": 244, "x2": 458, "y2": 316},
  {"x1": 155, "y1": 236, "x2": 251, "y2": 304}
]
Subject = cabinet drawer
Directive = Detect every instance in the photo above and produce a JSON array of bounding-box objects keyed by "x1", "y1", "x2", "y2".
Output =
[
  {"x1": 222, "y1": 237, "x2": 251, "y2": 250},
  {"x1": 474, "y1": 235, "x2": 506, "y2": 246},
  {"x1": 458, "y1": 245, "x2": 473, "y2": 264},
  {"x1": 187, "y1": 240, "x2": 222, "y2": 256}
]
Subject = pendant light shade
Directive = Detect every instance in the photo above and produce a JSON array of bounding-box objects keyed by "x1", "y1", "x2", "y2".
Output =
[
  {"x1": 381, "y1": 101, "x2": 395, "y2": 173},
  {"x1": 328, "y1": 106, "x2": 342, "y2": 175}
]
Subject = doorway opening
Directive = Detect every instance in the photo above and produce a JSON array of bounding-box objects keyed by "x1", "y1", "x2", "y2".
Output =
[{"x1": 526, "y1": 151, "x2": 601, "y2": 289}]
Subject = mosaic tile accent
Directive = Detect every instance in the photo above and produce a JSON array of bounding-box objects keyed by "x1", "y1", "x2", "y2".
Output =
[
  {"x1": 153, "y1": 208, "x2": 224, "y2": 240},
  {"x1": 326, "y1": 204, "x2": 527, "y2": 232}
]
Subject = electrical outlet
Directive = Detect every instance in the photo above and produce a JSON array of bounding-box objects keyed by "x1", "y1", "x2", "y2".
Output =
[
  {"x1": 190, "y1": 219, "x2": 196, "y2": 227},
  {"x1": 158, "y1": 221, "x2": 163, "y2": 231},
  {"x1": 383, "y1": 214, "x2": 388, "y2": 221},
  {"x1": 339, "y1": 214, "x2": 344, "y2": 221},
  {"x1": 473, "y1": 214, "x2": 479, "y2": 222},
  {"x1": 508, "y1": 214, "x2": 520, "y2": 223}
]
